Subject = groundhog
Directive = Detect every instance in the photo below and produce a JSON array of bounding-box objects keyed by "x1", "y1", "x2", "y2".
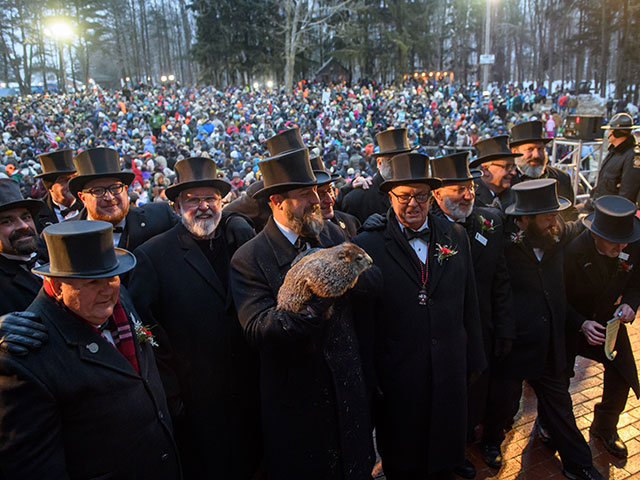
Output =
[{"x1": 277, "y1": 242, "x2": 373, "y2": 316}]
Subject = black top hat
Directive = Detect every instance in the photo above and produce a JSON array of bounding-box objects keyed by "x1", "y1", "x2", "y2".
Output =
[
  {"x1": 68, "y1": 148, "x2": 135, "y2": 196},
  {"x1": 252, "y1": 148, "x2": 322, "y2": 199},
  {"x1": 373, "y1": 128, "x2": 413, "y2": 157},
  {"x1": 265, "y1": 128, "x2": 316, "y2": 156},
  {"x1": 430, "y1": 152, "x2": 481, "y2": 183},
  {"x1": 35, "y1": 149, "x2": 76, "y2": 181},
  {"x1": 33, "y1": 220, "x2": 136, "y2": 278},
  {"x1": 0, "y1": 178, "x2": 43, "y2": 217},
  {"x1": 505, "y1": 178, "x2": 571, "y2": 216},
  {"x1": 165, "y1": 157, "x2": 232, "y2": 201},
  {"x1": 509, "y1": 121, "x2": 552, "y2": 148},
  {"x1": 379, "y1": 153, "x2": 442, "y2": 192},
  {"x1": 469, "y1": 135, "x2": 522, "y2": 168},
  {"x1": 583, "y1": 196, "x2": 640, "y2": 244},
  {"x1": 309, "y1": 156, "x2": 339, "y2": 184},
  {"x1": 601, "y1": 113, "x2": 639, "y2": 130}
]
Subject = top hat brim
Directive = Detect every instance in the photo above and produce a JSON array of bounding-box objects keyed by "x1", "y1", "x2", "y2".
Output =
[
  {"x1": 165, "y1": 179, "x2": 232, "y2": 202},
  {"x1": 372, "y1": 147, "x2": 414, "y2": 158},
  {"x1": 438, "y1": 169, "x2": 483, "y2": 183},
  {"x1": 379, "y1": 177, "x2": 442, "y2": 193},
  {"x1": 582, "y1": 214, "x2": 640, "y2": 244},
  {"x1": 602, "y1": 125, "x2": 640, "y2": 130},
  {"x1": 34, "y1": 169, "x2": 76, "y2": 181},
  {"x1": 0, "y1": 198, "x2": 44, "y2": 217},
  {"x1": 505, "y1": 196, "x2": 571, "y2": 216},
  {"x1": 69, "y1": 172, "x2": 136, "y2": 197},
  {"x1": 32, "y1": 248, "x2": 137, "y2": 279},
  {"x1": 508, "y1": 137, "x2": 553, "y2": 148},
  {"x1": 469, "y1": 152, "x2": 522, "y2": 168},
  {"x1": 251, "y1": 171, "x2": 332, "y2": 199}
]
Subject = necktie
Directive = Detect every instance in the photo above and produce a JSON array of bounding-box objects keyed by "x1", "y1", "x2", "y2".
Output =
[
  {"x1": 294, "y1": 236, "x2": 308, "y2": 253},
  {"x1": 404, "y1": 227, "x2": 430, "y2": 242}
]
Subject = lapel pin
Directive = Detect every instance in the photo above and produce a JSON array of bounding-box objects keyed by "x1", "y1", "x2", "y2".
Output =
[
  {"x1": 86, "y1": 343, "x2": 99, "y2": 354},
  {"x1": 141, "y1": 222, "x2": 146, "y2": 228}
]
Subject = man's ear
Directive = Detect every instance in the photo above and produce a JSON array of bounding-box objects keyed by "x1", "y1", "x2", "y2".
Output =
[
  {"x1": 269, "y1": 194, "x2": 285, "y2": 210},
  {"x1": 77, "y1": 191, "x2": 86, "y2": 203}
]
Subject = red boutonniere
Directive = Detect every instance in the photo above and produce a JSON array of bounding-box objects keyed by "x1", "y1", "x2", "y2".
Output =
[
  {"x1": 618, "y1": 258, "x2": 634, "y2": 274},
  {"x1": 511, "y1": 230, "x2": 525, "y2": 244},
  {"x1": 435, "y1": 243, "x2": 458, "y2": 265},
  {"x1": 133, "y1": 319, "x2": 158, "y2": 347},
  {"x1": 478, "y1": 215, "x2": 496, "y2": 233}
]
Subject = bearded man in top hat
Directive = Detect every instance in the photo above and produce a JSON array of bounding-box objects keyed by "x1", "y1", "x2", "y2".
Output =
[
  {"x1": 230, "y1": 147, "x2": 379, "y2": 480},
  {"x1": 354, "y1": 153, "x2": 485, "y2": 480},
  {"x1": 128, "y1": 157, "x2": 260, "y2": 479},
  {"x1": 470, "y1": 135, "x2": 520, "y2": 211},
  {"x1": 509, "y1": 120, "x2": 577, "y2": 220},
  {"x1": 482, "y1": 179, "x2": 604, "y2": 480},
  {"x1": 430, "y1": 152, "x2": 514, "y2": 479},
  {"x1": 0, "y1": 220, "x2": 181, "y2": 479},
  {"x1": 564, "y1": 195, "x2": 640, "y2": 458},
  {"x1": 342, "y1": 128, "x2": 413, "y2": 223},
  {"x1": 590, "y1": 113, "x2": 640, "y2": 205},
  {"x1": 33, "y1": 149, "x2": 82, "y2": 232}
]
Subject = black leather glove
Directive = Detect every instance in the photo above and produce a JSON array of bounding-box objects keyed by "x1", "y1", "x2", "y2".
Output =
[
  {"x1": 494, "y1": 337, "x2": 513, "y2": 361},
  {"x1": 0, "y1": 311, "x2": 48, "y2": 356},
  {"x1": 362, "y1": 213, "x2": 386, "y2": 231}
]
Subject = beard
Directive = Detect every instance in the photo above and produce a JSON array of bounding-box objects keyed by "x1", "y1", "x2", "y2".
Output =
[
  {"x1": 180, "y1": 206, "x2": 222, "y2": 239},
  {"x1": 516, "y1": 155, "x2": 547, "y2": 179},
  {"x1": 442, "y1": 196, "x2": 474, "y2": 221},
  {"x1": 91, "y1": 201, "x2": 130, "y2": 224},
  {"x1": 9, "y1": 226, "x2": 37, "y2": 255},
  {"x1": 284, "y1": 201, "x2": 324, "y2": 238},
  {"x1": 526, "y1": 221, "x2": 560, "y2": 251},
  {"x1": 378, "y1": 158, "x2": 393, "y2": 180}
]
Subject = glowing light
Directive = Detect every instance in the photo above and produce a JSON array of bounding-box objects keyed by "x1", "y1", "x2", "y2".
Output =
[
  {"x1": 168, "y1": 74, "x2": 175, "y2": 82},
  {"x1": 160, "y1": 75, "x2": 167, "y2": 82},
  {"x1": 266, "y1": 80, "x2": 274, "y2": 88},
  {"x1": 43, "y1": 20, "x2": 74, "y2": 41},
  {"x1": 253, "y1": 82, "x2": 260, "y2": 89}
]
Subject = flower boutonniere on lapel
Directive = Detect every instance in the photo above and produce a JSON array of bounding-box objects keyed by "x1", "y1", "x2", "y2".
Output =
[
  {"x1": 133, "y1": 319, "x2": 159, "y2": 347},
  {"x1": 617, "y1": 258, "x2": 633, "y2": 274},
  {"x1": 435, "y1": 243, "x2": 458, "y2": 265},
  {"x1": 510, "y1": 230, "x2": 525, "y2": 245},
  {"x1": 478, "y1": 215, "x2": 496, "y2": 233}
]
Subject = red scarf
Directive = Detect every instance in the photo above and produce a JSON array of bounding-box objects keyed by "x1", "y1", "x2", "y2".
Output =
[{"x1": 43, "y1": 278, "x2": 140, "y2": 373}]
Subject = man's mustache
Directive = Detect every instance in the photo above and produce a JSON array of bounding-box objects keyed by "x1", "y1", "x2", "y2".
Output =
[{"x1": 9, "y1": 227, "x2": 36, "y2": 242}]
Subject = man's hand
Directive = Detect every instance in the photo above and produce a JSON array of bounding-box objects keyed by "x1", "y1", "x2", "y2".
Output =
[
  {"x1": 351, "y1": 176, "x2": 373, "y2": 190},
  {"x1": 581, "y1": 320, "x2": 606, "y2": 346},
  {"x1": 614, "y1": 304, "x2": 635, "y2": 323},
  {"x1": 0, "y1": 312, "x2": 48, "y2": 356}
]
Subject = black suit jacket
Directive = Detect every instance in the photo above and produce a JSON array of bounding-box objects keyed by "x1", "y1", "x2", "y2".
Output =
[
  {"x1": 230, "y1": 216, "x2": 376, "y2": 480},
  {"x1": 473, "y1": 178, "x2": 513, "y2": 215},
  {"x1": 564, "y1": 231, "x2": 640, "y2": 397},
  {"x1": 129, "y1": 219, "x2": 261, "y2": 479},
  {"x1": 34, "y1": 194, "x2": 83, "y2": 234},
  {"x1": 0, "y1": 290, "x2": 181, "y2": 479},
  {"x1": 0, "y1": 255, "x2": 41, "y2": 315},
  {"x1": 341, "y1": 172, "x2": 390, "y2": 223},
  {"x1": 332, "y1": 210, "x2": 361, "y2": 240},
  {"x1": 354, "y1": 210, "x2": 485, "y2": 474}
]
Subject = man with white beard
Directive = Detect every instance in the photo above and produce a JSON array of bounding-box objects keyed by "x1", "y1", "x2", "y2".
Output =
[
  {"x1": 509, "y1": 120, "x2": 577, "y2": 220},
  {"x1": 128, "y1": 157, "x2": 261, "y2": 479},
  {"x1": 430, "y1": 152, "x2": 515, "y2": 477}
]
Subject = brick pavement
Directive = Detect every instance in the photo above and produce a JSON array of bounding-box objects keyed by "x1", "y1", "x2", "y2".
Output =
[{"x1": 374, "y1": 324, "x2": 640, "y2": 479}]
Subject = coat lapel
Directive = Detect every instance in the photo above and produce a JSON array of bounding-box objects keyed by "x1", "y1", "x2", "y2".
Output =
[
  {"x1": 427, "y1": 219, "x2": 453, "y2": 295},
  {"x1": 263, "y1": 216, "x2": 299, "y2": 269},
  {"x1": 121, "y1": 207, "x2": 147, "y2": 250},
  {"x1": 0, "y1": 255, "x2": 42, "y2": 296}
]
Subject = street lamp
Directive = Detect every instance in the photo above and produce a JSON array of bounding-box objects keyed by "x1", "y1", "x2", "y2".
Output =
[
  {"x1": 160, "y1": 75, "x2": 167, "y2": 83},
  {"x1": 168, "y1": 74, "x2": 175, "y2": 82}
]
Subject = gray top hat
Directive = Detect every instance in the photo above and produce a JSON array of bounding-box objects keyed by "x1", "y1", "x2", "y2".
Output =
[
  {"x1": 505, "y1": 178, "x2": 571, "y2": 216},
  {"x1": 33, "y1": 220, "x2": 136, "y2": 278},
  {"x1": 601, "y1": 113, "x2": 639, "y2": 130},
  {"x1": 0, "y1": 178, "x2": 43, "y2": 216},
  {"x1": 583, "y1": 196, "x2": 640, "y2": 244}
]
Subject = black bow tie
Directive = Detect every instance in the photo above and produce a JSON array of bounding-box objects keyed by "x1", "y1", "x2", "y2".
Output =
[
  {"x1": 59, "y1": 202, "x2": 81, "y2": 217},
  {"x1": 113, "y1": 226, "x2": 124, "y2": 234},
  {"x1": 294, "y1": 235, "x2": 318, "y2": 253},
  {"x1": 404, "y1": 227, "x2": 430, "y2": 242}
]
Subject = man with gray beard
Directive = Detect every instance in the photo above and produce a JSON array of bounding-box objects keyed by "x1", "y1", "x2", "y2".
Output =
[
  {"x1": 128, "y1": 157, "x2": 261, "y2": 479},
  {"x1": 430, "y1": 152, "x2": 514, "y2": 478},
  {"x1": 509, "y1": 120, "x2": 577, "y2": 220}
]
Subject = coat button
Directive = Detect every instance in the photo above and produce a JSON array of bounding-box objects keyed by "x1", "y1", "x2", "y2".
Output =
[
  {"x1": 158, "y1": 411, "x2": 164, "y2": 419},
  {"x1": 141, "y1": 222, "x2": 146, "y2": 227},
  {"x1": 428, "y1": 299, "x2": 434, "y2": 306},
  {"x1": 161, "y1": 453, "x2": 169, "y2": 462},
  {"x1": 431, "y1": 339, "x2": 437, "y2": 345},
  {"x1": 542, "y1": 316, "x2": 548, "y2": 322}
]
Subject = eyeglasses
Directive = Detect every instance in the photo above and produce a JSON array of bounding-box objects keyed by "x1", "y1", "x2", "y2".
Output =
[
  {"x1": 390, "y1": 191, "x2": 431, "y2": 204},
  {"x1": 182, "y1": 196, "x2": 222, "y2": 209},
  {"x1": 444, "y1": 184, "x2": 476, "y2": 195},
  {"x1": 488, "y1": 163, "x2": 516, "y2": 171},
  {"x1": 82, "y1": 183, "x2": 127, "y2": 197}
]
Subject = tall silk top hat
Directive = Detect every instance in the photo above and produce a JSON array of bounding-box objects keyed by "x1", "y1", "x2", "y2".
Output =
[
  {"x1": 582, "y1": 195, "x2": 640, "y2": 244},
  {"x1": 68, "y1": 148, "x2": 135, "y2": 196},
  {"x1": 505, "y1": 178, "x2": 571, "y2": 216},
  {"x1": 509, "y1": 120, "x2": 552, "y2": 148},
  {"x1": 252, "y1": 148, "x2": 320, "y2": 199},
  {"x1": 33, "y1": 220, "x2": 136, "y2": 278},
  {"x1": 379, "y1": 153, "x2": 442, "y2": 192},
  {"x1": 265, "y1": 128, "x2": 331, "y2": 185},
  {"x1": 0, "y1": 178, "x2": 43, "y2": 216},
  {"x1": 373, "y1": 128, "x2": 414, "y2": 157},
  {"x1": 601, "y1": 113, "x2": 639, "y2": 130},
  {"x1": 35, "y1": 149, "x2": 76, "y2": 181},
  {"x1": 469, "y1": 135, "x2": 522, "y2": 168},
  {"x1": 165, "y1": 157, "x2": 232, "y2": 201},
  {"x1": 430, "y1": 151, "x2": 481, "y2": 183}
]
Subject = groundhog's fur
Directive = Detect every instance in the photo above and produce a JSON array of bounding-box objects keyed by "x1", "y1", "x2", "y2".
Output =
[{"x1": 277, "y1": 242, "x2": 373, "y2": 314}]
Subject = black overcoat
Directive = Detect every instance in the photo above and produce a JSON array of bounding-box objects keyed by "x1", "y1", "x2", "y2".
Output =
[
  {"x1": 230, "y1": 216, "x2": 376, "y2": 480},
  {"x1": 129, "y1": 218, "x2": 261, "y2": 479},
  {"x1": 564, "y1": 230, "x2": 640, "y2": 397},
  {"x1": 0, "y1": 255, "x2": 41, "y2": 315},
  {"x1": 0, "y1": 290, "x2": 181, "y2": 479},
  {"x1": 341, "y1": 172, "x2": 390, "y2": 223},
  {"x1": 34, "y1": 193, "x2": 59, "y2": 233},
  {"x1": 353, "y1": 210, "x2": 486, "y2": 474},
  {"x1": 332, "y1": 210, "x2": 361, "y2": 240},
  {"x1": 591, "y1": 136, "x2": 640, "y2": 203}
]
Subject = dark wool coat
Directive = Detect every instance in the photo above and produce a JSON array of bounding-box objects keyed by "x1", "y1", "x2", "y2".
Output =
[
  {"x1": 0, "y1": 255, "x2": 41, "y2": 315},
  {"x1": 473, "y1": 178, "x2": 513, "y2": 214},
  {"x1": 332, "y1": 210, "x2": 361, "y2": 240},
  {"x1": 591, "y1": 136, "x2": 640, "y2": 203},
  {"x1": 354, "y1": 210, "x2": 486, "y2": 474},
  {"x1": 341, "y1": 172, "x2": 390, "y2": 223},
  {"x1": 129, "y1": 216, "x2": 261, "y2": 480},
  {"x1": 500, "y1": 219, "x2": 584, "y2": 379},
  {"x1": 230, "y1": 216, "x2": 377, "y2": 480},
  {"x1": 510, "y1": 166, "x2": 578, "y2": 221},
  {"x1": 0, "y1": 290, "x2": 181, "y2": 480},
  {"x1": 564, "y1": 231, "x2": 640, "y2": 397},
  {"x1": 34, "y1": 193, "x2": 60, "y2": 233}
]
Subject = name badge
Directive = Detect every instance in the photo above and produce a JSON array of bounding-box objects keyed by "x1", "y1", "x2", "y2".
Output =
[
  {"x1": 619, "y1": 252, "x2": 630, "y2": 261},
  {"x1": 475, "y1": 232, "x2": 488, "y2": 246}
]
